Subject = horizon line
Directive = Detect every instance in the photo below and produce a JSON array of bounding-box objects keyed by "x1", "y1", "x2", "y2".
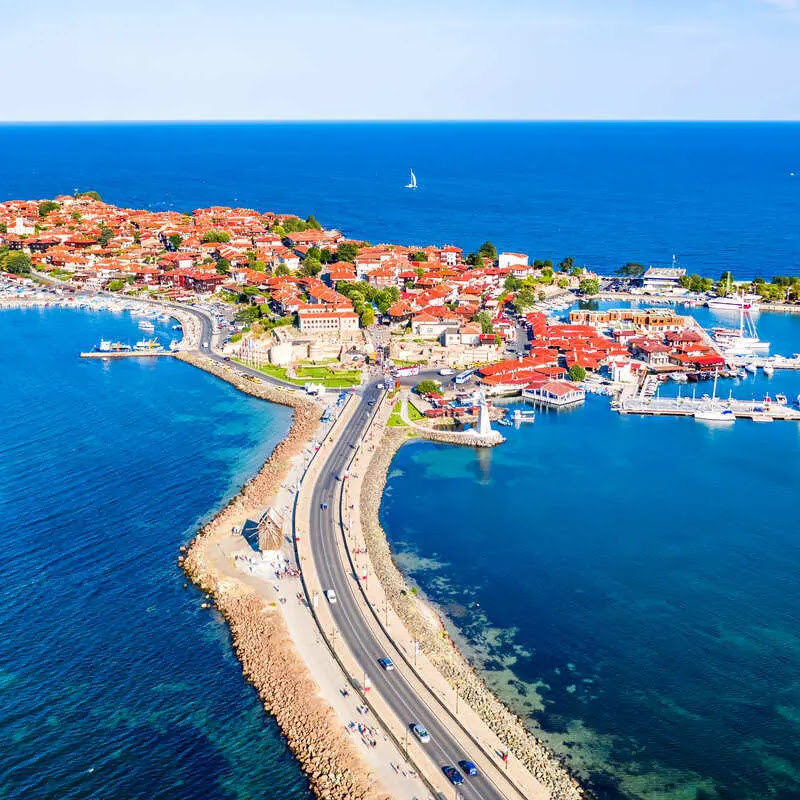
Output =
[{"x1": 2, "y1": 118, "x2": 800, "y2": 125}]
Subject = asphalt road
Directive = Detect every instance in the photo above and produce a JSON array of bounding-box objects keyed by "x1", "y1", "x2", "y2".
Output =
[{"x1": 307, "y1": 383, "x2": 513, "y2": 800}]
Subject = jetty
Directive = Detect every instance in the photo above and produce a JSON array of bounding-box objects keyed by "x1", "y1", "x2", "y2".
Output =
[
  {"x1": 616, "y1": 395, "x2": 800, "y2": 421},
  {"x1": 79, "y1": 350, "x2": 172, "y2": 359}
]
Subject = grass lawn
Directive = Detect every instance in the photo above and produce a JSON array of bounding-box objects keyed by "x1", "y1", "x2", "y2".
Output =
[
  {"x1": 235, "y1": 359, "x2": 362, "y2": 388},
  {"x1": 406, "y1": 400, "x2": 424, "y2": 422}
]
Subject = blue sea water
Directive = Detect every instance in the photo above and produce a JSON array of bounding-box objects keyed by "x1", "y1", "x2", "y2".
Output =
[
  {"x1": 0, "y1": 308, "x2": 311, "y2": 800},
  {"x1": 381, "y1": 304, "x2": 800, "y2": 800},
  {"x1": 1, "y1": 121, "x2": 799, "y2": 279}
]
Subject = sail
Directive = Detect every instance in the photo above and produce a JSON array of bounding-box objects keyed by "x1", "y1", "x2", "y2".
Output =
[{"x1": 405, "y1": 168, "x2": 417, "y2": 189}]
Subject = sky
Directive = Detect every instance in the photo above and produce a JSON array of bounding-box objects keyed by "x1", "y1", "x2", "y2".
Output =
[{"x1": 3, "y1": 0, "x2": 800, "y2": 121}]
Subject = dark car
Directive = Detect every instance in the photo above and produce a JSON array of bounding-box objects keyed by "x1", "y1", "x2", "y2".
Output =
[
  {"x1": 321, "y1": 502, "x2": 328, "y2": 510},
  {"x1": 377, "y1": 657, "x2": 394, "y2": 671},
  {"x1": 442, "y1": 766, "x2": 463, "y2": 785},
  {"x1": 458, "y1": 760, "x2": 478, "y2": 777}
]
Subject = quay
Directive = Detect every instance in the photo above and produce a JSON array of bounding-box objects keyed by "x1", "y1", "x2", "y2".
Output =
[
  {"x1": 617, "y1": 395, "x2": 800, "y2": 421},
  {"x1": 79, "y1": 350, "x2": 172, "y2": 359}
]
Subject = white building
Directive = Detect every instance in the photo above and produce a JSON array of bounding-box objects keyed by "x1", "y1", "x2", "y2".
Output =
[
  {"x1": 498, "y1": 252, "x2": 529, "y2": 270},
  {"x1": 521, "y1": 381, "x2": 585, "y2": 407},
  {"x1": 297, "y1": 307, "x2": 359, "y2": 333},
  {"x1": 641, "y1": 267, "x2": 686, "y2": 292}
]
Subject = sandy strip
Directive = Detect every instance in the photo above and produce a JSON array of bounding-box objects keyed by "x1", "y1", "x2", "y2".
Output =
[{"x1": 176, "y1": 353, "x2": 388, "y2": 800}]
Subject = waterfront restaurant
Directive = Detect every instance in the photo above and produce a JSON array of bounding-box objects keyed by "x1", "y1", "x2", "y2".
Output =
[{"x1": 522, "y1": 380, "x2": 586, "y2": 407}]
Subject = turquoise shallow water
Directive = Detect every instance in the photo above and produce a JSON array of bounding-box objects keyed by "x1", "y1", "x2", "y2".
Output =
[
  {"x1": 381, "y1": 307, "x2": 800, "y2": 800},
  {"x1": 0, "y1": 308, "x2": 311, "y2": 800}
]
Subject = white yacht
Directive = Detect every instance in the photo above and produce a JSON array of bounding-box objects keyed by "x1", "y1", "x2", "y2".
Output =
[
  {"x1": 405, "y1": 169, "x2": 418, "y2": 189},
  {"x1": 694, "y1": 405, "x2": 735, "y2": 423},
  {"x1": 713, "y1": 304, "x2": 769, "y2": 354}
]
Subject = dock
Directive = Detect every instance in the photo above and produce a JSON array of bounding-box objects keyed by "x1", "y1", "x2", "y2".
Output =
[
  {"x1": 616, "y1": 396, "x2": 800, "y2": 421},
  {"x1": 80, "y1": 351, "x2": 172, "y2": 359}
]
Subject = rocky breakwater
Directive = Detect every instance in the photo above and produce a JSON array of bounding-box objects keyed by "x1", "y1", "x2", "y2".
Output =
[
  {"x1": 178, "y1": 354, "x2": 386, "y2": 800},
  {"x1": 360, "y1": 430, "x2": 585, "y2": 800}
]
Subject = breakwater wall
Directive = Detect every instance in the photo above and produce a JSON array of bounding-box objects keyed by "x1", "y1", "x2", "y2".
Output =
[
  {"x1": 359, "y1": 429, "x2": 585, "y2": 800},
  {"x1": 177, "y1": 353, "x2": 386, "y2": 800}
]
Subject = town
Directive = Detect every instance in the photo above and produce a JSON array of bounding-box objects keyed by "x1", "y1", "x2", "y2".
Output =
[{"x1": 3, "y1": 193, "x2": 800, "y2": 425}]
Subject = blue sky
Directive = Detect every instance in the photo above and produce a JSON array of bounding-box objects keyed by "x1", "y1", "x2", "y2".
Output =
[{"x1": 4, "y1": 0, "x2": 800, "y2": 120}]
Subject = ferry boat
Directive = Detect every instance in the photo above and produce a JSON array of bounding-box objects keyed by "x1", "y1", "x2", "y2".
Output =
[
  {"x1": 134, "y1": 337, "x2": 164, "y2": 352},
  {"x1": 706, "y1": 280, "x2": 760, "y2": 311},
  {"x1": 94, "y1": 339, "x2": 132, "y2": 353}
]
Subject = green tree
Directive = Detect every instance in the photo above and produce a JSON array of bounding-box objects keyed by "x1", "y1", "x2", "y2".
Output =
[
  {"x1": 274, "y1": 263, "x2": 291, "y2": 276},
  {"x1": 0, "y1": 223, "x2": 7, "y2": 234},
  {"x1": 76, "y1": 190, "x2": 102, "y2": 201},
  {"x1": 472, "y1": 310, "x2": 494, "y2": 334},
  {"x1": 71, "y1": 210, "x2": 82, "y2": 223},
  {"x1": 579, "y1": 278, "x2": 599, "y2": 295},
  {"x1": 617, "y1": 262, "x2": 647, "y2": 278},
  {"x1": 319, "y1": 248, "x2": 333, "y2": 263},
  {"x1": 465, "y1": 252, "x2": 484, "y2": 268},
  {"x1": 411, "y1": 250, "x2": 428, "y2": 262},
  {"x1": 4, "y1": 250, "x2": 32, "y2": 274},
  {"x1": 216, "y1": 257, "x2": 231, "y2": 275},
  {"x1": 557, "y1": 277, "x2": 569, "y2": 289},
  {"x1": 201, "y1": 230, "x2": 231, "y2": 243},
  {"x1": 306, "y1": 246, "x2": 322, "y2": 261},
  {"x1": 98, "y1": 223, "x2": 114, "y2": 248},
  {"x1": 360, "y1": 307, "x2": 375, "y2": 327},
  {"x1": 478, "y1": 241, "x2": 497, "y2": 261},
  {"x1": 416, "y1": 379, "x2": 441, "y2": 395},
  {"x1": 375, "y1": 287, "x2": 400, "y2": 314},
  {"x1": 300, "y1": 257, "x2": 322, "y2": 277},
  {"x1": 335, "y1": 242, "x2": 358, "y2": 262},
  {"x1": 107, "y1": 279, "x2": 125, "y2": 291},
  {"x1": 568, "y1": 364, "x2": 587, "y2": 382},
  {"x1": 38, "y1": 200, "x2": 60, "y2": 217},
  {"x1": 306, "y1": 214, "x2": 322, "y2": 230},
  {"x1": 538, "y1": 290, "x2": 546, "y2": 301},
  {"x1": 558, "y1": 256, "x2": 575, "y2": 273},
  {"x1": 514, "y1": 288, "x2": 536, "y2": 312},
  {"x1": 504, "y1": 275, "x2": 522, "y2": 291},
  {"x1": 168, "y1": 233, "x2": 183, "y2": 250},
  {"x1": 132, "y1": 230, "x2": 141, "y2": 244}
]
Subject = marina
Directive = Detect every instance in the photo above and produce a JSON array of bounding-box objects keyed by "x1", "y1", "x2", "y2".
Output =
[{"x1": 616, "y1": 394, "x2": 800, "y2": 421}]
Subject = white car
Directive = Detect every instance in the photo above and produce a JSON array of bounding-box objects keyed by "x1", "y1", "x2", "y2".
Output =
[
  {"x1": 325, "y1": 589, "x2": 337, "y2": 604},
  {"x1": 439, "y1": 368, "x2": 455, "y2": 376},
  {"x1": 411, "y1": 723, "x2": 430, "y2": 743}
]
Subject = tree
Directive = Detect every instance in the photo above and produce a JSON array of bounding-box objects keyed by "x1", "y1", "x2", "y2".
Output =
[
  {"x1": 216, "y1": 257, "x2": 231, "y2": 275},
  {"x1": 558, "y1": 256, "x2": 575, "y2": 273},
  {"x1": 306, "y1": 246, "x2": 322, "y2": 261},
  {"x1": 513, "y1": 288, "x2": 536, "y2": 312},
  {"x1": 274, "y1": 264, "x2": 291, "y2": 276},
  {"x1": 335, "y1": 242, "x2": 358, "y2": 262},
  {"x1": 416, "y1": 379, "x2": 441, "y2": 395},
  {"x1": 465, "y1": 252, "x2": 484, "y2": 268},
  {"x1": 168, "y1": 233, "x2": 183, "y2": 250},
  {"x1": 360, "y1": 307, "x2": 375, "y2": 327},
  {"x1": 478, "y1": 241, "x2": 497, "y2": 261},
  {"x1": 71, "y1": 210, "x2": 82, "y2": 223},
  {"x1": 376, "y1": 287, "x2": 400, "y2": 314},
  {"x1": 568, "y1": 364, "x2": 587, "y2": 382},
  {"x1": 538, "y1": 290, "x2": 546, "y2": 301},
  {"x1": 320, "y1": 248, "x2": 334, "y2": 263},
  {"x1": 132, "y1": 230, "x2": 141, "y2": 244},
  {"x1": 472, "y1": 310, "x2": 494, "y2": 333},
  {"x1": 4, "y1": 250, "x2": 32, "y2": 274},
  {"x1": 201, "y1": 230, "x2": 231, "y2": 243},
  {"x1": 300, "y1": 257, "x2": 322, "y2": 277},
  {"x1": 38, "y1": 200, "x2": 60, "y2": 217},
  {"x1": 411, "y1": 250, "x2": 428, "y2": 262},
  {"x1": 98, "y1": 223, "x2": 114, "y2": 248},
  {"x1": 557, "y1": 277, "x2": 569, "y2": 289},
  {"x1": 76, "y1": 190, "x2": 102, "y2": 201},
  {"x1": 107, "y1": 279, "x2": 125, "y2": 291},
  {"x1": 0, "y1": 223, "x2": 6, "y2": 234},
  {"x1": 306, "y1": 214, "x2": 322, "y2": 230},
  {"x1": 579, "y1": 278, "x2": 600, "y2": 295},
  {"x1": 504, "y1": 275, "x2": 522, "y2": 292},
  {"x1": 617, "y1": 262, "x2": 646, "y2": 278}
]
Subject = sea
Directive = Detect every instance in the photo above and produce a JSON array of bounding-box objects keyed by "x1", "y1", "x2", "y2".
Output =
[
  {"x1": 0, "y1": 307, "x2": 310, "y2": 800},
  {"x1": 1, "y1": 122, "x2": 800, "y2": 800}
]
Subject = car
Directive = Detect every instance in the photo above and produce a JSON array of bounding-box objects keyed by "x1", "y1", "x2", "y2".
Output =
[
  {"x1": 439, "y1": 368, "x2": 455, "y2": 376},
  {"x1": 321, "y1": 502, "x2": 329, "y2": 510},
  {"x1": 325, "y1": 589, "x2": 337, "y2": 604},
  {"x1": 376, "y1": 382, "x2": 384, "y2": 389},
  {"x1": 442, "y1": 766, "x2": 464, "y2": 785},
  {"x1": 458, "y1": 760, "x2": 478, "y2": 777},
  {"x1": 367, "y1": 400, "x2": 376, "y2": 406},
  {"x1": 377, "y1": 657, "x2": 394, "y2": 671},
  {"x1": 411, "y1": 723, "x2": 430, "y2": 743}
]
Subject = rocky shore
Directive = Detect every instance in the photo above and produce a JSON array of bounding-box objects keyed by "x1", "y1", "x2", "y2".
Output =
[
  {"x1": 177, "y1": 354, "x2": 387, "y2": 800},
  {"x1": 359, "y1": 430, "x2": 586, "y2": 800}
]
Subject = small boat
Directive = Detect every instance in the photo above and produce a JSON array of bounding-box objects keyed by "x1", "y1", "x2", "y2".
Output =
[
  {"x1": 496, "y1": 417, "x2": 512, "y2": 427},
  {"x1": 751, "y1": 413, "x2": 774, "y2": 423},
  {"x1": 171, "y1": 324, "x2": 182, "y2": 330},
  {"x1": 694, "y1": 406, "x2": 735, "y2": 423},
  {"x1": 512, "y1": 409, "x2": 536, "y2": 423},
  {"x1": 745, "y1": 362, "x2": 758, "y2": 374},
  {"x1": 404, "y1": 168, "x2": 418, "y2": 190},
  {"x1": 669, "y1": 372, "x2": 689, "y2": 383},
  {"x1": 762, "y1": 363, "x2": 774, "y2": 376},
  {"x1": 775, "y1": 393, "x2": 788, "y2": 405},
  {"x1": 138, "y1": 319, "x2": 155, "y2": 332}
]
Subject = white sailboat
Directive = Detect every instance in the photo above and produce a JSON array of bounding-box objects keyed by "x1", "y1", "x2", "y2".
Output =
[
  {"x1": 405, "y1": 169, "x2": 418, "y2": 189},
  {"x1": 694, "y1": 371, "x2": 735, "y2": 424},
  {"x1": 713, "y1": 301, "x2": 769, "y2": 355}
]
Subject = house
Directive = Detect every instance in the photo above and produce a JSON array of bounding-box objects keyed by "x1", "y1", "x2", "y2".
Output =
[
  {"x1": 522, "y1": 380, "x2": 585, "y2": 407},
  {"x1": 297, "y1": 306, "x2": 359, "y2": 333},
  {"x1": 498, "y1": 252, "x2": 529, "y2": 270}
]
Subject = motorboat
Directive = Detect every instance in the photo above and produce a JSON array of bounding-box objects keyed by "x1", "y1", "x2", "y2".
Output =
[
  {"x1": 762, "y1": 363, "x2": 774, "y2": 376},
  {"x1": 745, "y1": 362, "x2": 758, "y2": 374},
  {"x1": 694, "y1": 405, "x2": 735, "y2": 423}
]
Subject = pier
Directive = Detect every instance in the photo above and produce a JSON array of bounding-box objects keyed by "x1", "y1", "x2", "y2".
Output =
[
  {"x1": 79, "y1": 350, "x2": 172, "y2": 359},
  {"x1": 617, "y1": 395, "x2": 800, "y2": 421}
]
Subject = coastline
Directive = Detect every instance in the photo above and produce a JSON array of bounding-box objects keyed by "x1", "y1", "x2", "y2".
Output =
[
  {"x1": 358, "y1": 426, "x2": 586, "y2": 800},
  {"x1": 176, "y1": 352, "x2": 390, "y2": 800}
]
